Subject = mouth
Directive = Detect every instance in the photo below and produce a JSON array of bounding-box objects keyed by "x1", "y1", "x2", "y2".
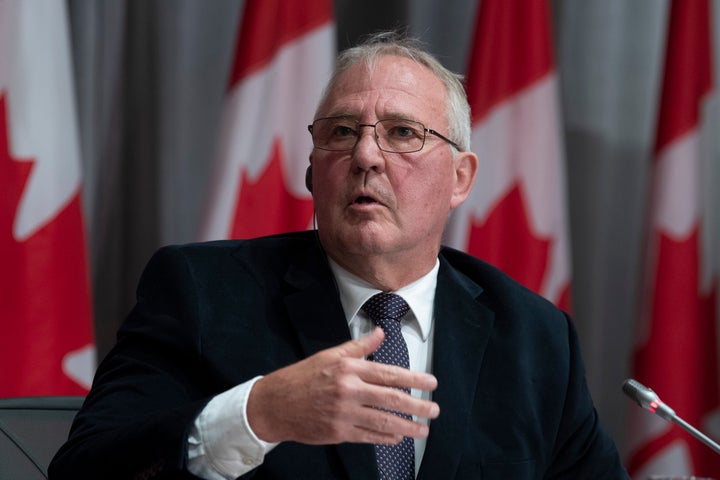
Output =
[
  {"x1": 347, "y1": 192, "x2": 386, "y2": 212},
  {"x1": 353, "y1": 195, "x2": 378, "y2": 205}
]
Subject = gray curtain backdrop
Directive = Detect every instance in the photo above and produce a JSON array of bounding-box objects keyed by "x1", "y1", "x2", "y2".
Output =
[{"x1": 66, "y1": 0, "x2": 720, "y2": 458}]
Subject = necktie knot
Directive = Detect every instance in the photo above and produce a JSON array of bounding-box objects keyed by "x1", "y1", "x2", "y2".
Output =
[{"x1": 361, "y1": 292, "x2": 410, "y2": 323}]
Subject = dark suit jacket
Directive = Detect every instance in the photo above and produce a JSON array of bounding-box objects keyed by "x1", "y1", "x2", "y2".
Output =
[{"x1": 49, "y1": 231, "x2": 629, "y2": 479}]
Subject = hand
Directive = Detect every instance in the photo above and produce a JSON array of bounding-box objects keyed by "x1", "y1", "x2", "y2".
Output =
[{"x1": 246, "y1": 327, "x2": 439, "y2": 445}]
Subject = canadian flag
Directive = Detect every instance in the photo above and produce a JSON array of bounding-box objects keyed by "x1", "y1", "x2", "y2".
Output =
[
  {"x1": 627, "y1": 0, "x2": 720, "y2": 477},
  {"x1": 444, "y1": 0, "x2": 571, "y2": 310},
  {"x1": 0, "y1": 2, "x2": 95, "y2": 396},
  {"x1": 201, "y1": 0, "x2": 335, "y2": 240}
]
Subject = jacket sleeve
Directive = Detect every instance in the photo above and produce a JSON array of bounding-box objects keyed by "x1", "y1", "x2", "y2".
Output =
[
  {"x1": 49, "y1": 246, "x2": 215, "y2": 480},
  {"x1": 544, "y1": 315, "x2": 630, "y2": 479}
]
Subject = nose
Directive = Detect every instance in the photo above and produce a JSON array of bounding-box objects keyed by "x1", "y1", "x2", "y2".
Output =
[{"x1": 351, "y1": 125, "x2": 385, "y2": 173}]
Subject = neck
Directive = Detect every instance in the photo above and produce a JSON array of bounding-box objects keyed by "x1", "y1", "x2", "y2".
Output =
[{"x1": 327, "y1": 250, "x2": 438, "y2": 291}]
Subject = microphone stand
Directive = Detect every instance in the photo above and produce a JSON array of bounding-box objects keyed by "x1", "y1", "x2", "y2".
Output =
[
  {"x1": 670, "y1": 414, "x2": 720, "y2": 455},
  {"x1": 622, "y1": 378, "x2": 720, "y2": 456}
]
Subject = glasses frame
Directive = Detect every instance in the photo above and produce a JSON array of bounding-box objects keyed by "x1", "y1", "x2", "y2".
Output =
[{"x1": 307, "y1": 117, "x2": 462, "y2": 153}]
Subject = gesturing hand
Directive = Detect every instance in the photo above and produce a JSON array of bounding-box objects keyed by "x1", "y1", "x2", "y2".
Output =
[{"x1": 246, "y1": 327, "x2": 439, "y2": 445}]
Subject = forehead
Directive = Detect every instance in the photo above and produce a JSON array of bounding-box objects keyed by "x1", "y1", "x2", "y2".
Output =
[{"x1": 318, "y1": 55, "x2": 449, "y2": 122}]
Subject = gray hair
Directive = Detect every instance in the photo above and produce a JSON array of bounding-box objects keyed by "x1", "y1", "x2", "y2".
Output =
[{"x1": 315, "y1": 31, "x2": 472, "y2": 152}]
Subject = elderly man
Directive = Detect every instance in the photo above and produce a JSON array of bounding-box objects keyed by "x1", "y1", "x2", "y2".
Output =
[{"x1": 50, "y1": 33, "x2": 629, "y2": 479}]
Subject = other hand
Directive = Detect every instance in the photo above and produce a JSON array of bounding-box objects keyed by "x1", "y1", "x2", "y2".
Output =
[{"x1": 246, "y1": 327, "x2": 439, "y2": 445}]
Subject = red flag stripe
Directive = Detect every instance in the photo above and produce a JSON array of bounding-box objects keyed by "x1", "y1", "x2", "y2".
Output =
[
  {"x1": 452, "y1": 0, "x2": 571, "y2": 309},
  {"x1": 0, "y1": 1, "x2": 95, "y2": 397},
  {"x1": 653, "y1": 0, "x2": 713, "y2": 155},
  {"x1": 228, "y1": 0, "x2": 333, "y2": 87},
  {"x1": 201, "y1": 0, "x2": 334, "y2": 241},
  {"x1": 466, "y1": 0, "x2": 554, "y2": 122},
  {"x1": 628, "y1": 0, "x2": 719, "y2": 475}
]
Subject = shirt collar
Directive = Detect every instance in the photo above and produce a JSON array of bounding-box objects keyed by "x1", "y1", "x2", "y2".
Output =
[{"x1": 327, "y1": 257, "x2": 438, "y2": 341}]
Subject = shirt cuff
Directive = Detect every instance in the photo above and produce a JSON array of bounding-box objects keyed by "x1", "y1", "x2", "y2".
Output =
[{"x1": 187, "y1": 376, "x2": 279, "y2": 479}]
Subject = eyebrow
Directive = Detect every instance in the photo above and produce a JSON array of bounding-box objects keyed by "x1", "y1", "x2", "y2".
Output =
[
  {"x1": 319, "y1": 108, "x2": 356, "y2": 118},
  {"x1": 322, "y1": 112, "x2": 357, "y2": 120},
  {"x1": 381, "y1": 111, "x2": 417, "y2": 121},
  {"x1": 321, "y1": 112, "x2": 422, "y2": 123}
]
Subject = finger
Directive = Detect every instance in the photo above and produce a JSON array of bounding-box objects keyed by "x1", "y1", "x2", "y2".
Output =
[
  {"x1": 359, "y1": 361, "x2": 438, "y2": 392},
  {"x1": 333, "y1": 326, "x2": 385, "y2": 360},
  {"x1": 356, "y1": 383, "x2": 440, "y2": 421},
  {"x1": 353, "y1": 406, "x2": 431, "y2": 440},
  {"x1": 353, "y1": 428, "x2": 404, "y2": 446}
]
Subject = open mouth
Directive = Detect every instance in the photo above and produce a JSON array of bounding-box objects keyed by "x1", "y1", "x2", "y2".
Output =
[{"x1": 354, "y1": 195, "x2": 377, "y2": 204}]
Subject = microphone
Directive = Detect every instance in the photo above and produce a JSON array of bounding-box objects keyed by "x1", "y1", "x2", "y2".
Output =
[{"x1": 622, "y1": 378, "x2": 720, "y2": 455}]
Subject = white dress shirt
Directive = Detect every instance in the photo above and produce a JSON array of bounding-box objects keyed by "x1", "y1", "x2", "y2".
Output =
[{"x1": 187, "y1": 259, "x2": 438, "y2": 479}]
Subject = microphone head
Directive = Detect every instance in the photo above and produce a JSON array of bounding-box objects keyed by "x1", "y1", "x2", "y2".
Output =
[
  {"x1": 622, "y1": 378, "x2": 676, "y2": 421},
  {"x1": 622, "y1": 378, "x2": 656, "y2": 405}
]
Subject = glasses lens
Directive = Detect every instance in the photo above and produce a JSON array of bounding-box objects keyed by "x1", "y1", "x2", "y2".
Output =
[
  {"x1": 376, "y1": 119, "x2": 425, "y2": 153},
  {"x1": 312, "y1": 118, "x2": 358, "y2": 151},
  {"x1": 310, "y1": 117, "x2": 428, "y2": 153}
]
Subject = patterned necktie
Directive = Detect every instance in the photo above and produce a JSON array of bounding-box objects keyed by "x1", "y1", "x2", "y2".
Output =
[{"x1": 361, "y1": 292, "x2": 415, "y2": 480}]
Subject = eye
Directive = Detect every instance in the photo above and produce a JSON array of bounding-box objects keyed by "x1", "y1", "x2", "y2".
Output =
[
  {"x1": 392, "y1": 126, "x2": 414, "y2": 138},
  {"x1": 385, "y1": 120, "x2": 423, "y2": 140},
  {"x1": 331, "y1": 124, "x2": 357, "y2": 137}
]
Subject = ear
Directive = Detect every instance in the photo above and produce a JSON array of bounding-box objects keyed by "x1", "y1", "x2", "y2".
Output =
[
  {"x1": 305, "y1": 165, "x2": 313, "y2": 193},
  {"x1": 450, "y1": 151, "x2": 478, "y2": 209},
  {"x1": 305, "y1": 156, "x2": 314, "y2": 194}
]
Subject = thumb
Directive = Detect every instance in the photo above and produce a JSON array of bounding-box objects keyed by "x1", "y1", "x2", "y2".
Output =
[{"x1": 336, "y1": 327, "x2": 384, "y2": 359}]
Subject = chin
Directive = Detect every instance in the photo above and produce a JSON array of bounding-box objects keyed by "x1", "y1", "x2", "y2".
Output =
[{"x1": 335, "y1": 229, "x2": 393, "y2": 255}]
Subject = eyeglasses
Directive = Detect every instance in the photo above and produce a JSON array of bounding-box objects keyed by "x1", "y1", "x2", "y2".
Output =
[{"x1": 307, "y1": 116, "x2": 462, "y2": 154}]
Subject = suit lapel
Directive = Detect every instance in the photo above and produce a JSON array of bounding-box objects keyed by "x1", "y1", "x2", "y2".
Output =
[
  {"x1": 418, "y1": 256, "x2": 495, "y2": 479},
  {"x1": 283, "y1": 245, "x2": 350, "y2": 356},
  {"x1": 282, "y1": 242, "x2": 379, "y2": 479}
]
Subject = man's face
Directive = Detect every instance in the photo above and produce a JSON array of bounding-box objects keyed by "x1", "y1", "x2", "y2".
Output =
[{"x1": 310, "y1": 55, "x2": 476, "y2": 271}]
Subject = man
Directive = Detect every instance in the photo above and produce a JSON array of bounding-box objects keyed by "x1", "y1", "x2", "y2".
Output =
[{"x1": 50, "y1": 33, "x2": 629, "y2": 479}]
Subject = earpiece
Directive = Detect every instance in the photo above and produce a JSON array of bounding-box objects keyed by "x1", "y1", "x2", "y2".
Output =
[{"x1": 305, "y1": 166, "x2": 313, "y2": 193}]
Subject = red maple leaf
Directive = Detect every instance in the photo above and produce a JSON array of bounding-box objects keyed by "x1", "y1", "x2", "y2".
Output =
[
  {"x1": 230, "y1": 138, "x2": 314, "y2": 239},
  {"x1": 467, "y1": 182, "x2": 551, "y2": 296},
  {"x1": 629, "y1": 228, "x2": 720, "y2": 475},
  {"x1": 0, "y1": 94, "x2": 93, "y2": 396}
]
